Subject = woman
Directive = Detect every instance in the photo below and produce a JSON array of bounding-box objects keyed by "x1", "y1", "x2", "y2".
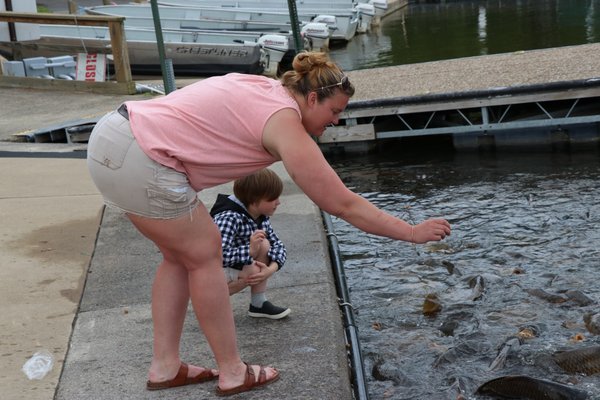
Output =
[{"x1": 87, "y1": 51, "x2": 451, "y2": 396}]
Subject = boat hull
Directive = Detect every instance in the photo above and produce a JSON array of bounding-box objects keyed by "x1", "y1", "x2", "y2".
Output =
[
  {"x1": 0, "y1": 25, "x2": 265, "y2": 76},
  {"x1": 154, "y1": 2, "x2": 359, "y2": 41}
]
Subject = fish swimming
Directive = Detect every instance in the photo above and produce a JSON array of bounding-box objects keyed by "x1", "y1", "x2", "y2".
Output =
[
  {"x1": 488, "y1": 337, "x2": 521, "y2": 371},
  {"x1": 584, "y1": 313, "x2": 600, "y2": 335},
  {"x1": 469, "y1": 275, "x2": 485, "y2": 301},
  {"x1": 525, "y1": 288, "x2": 567, "y2": 303},
  {"x1": 423, "y1": 293, "x2": 442, "y2": 316},
  {"x1": 552, "y1": 345, "x2": 600, "y2": 375},
  {"x1": 489, "y1": 326, "x2": 539, "y2": 371},
  {"x1": 475, "y1": 375, "x2": 588, "y2": 399}
]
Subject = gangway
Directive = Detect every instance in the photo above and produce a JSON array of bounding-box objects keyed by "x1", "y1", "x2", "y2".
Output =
[{"x1": 319, "y1": 78, "x2": 600, "y2": 153}]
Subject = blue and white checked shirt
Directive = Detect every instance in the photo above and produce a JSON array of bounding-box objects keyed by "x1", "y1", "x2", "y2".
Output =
[{"x1": 209, "y1": 194, "x2": 287, "y2": 271}]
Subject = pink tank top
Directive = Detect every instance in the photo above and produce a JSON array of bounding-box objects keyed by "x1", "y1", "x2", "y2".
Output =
[{"x1": 125, "y1": 73, "x2": 301, "y2": 190}]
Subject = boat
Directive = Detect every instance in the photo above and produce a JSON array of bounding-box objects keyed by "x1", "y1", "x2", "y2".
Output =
[
  {"x1": 84, "y1": 4, "x2": 333, "y2": 50},
  {"x1": 156, "y1": 1, "x2": 361, "y2": 41},
  {"x1": 360, "y1": 0, "x2": 387, "y2": 17},
  {"x1": 353, "y1": 3, "x2": 375, "y2": 33},
  {"x1": 0, "y1": 24, "x2": 292, "y2": 76}
]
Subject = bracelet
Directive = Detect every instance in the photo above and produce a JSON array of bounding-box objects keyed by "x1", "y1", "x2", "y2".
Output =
[{"x1": 411, "y1": 225, "x2": 415, "y2": 243}]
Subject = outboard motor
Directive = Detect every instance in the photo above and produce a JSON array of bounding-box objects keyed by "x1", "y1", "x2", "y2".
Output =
[
  {"x1": 369, "y1": 0, "x2": 388, "y2": 15},
  {"x1": 369, "y1": 0, "x2": 388, "y2": 25},
  {"x1": 257, "y1": 34, "x2": 289, "y2": 76},
  {"x1": 355, "y1": 3, "x2": 376, "y2": 17},
  {"x1": 354, "y1": 3, "x2": 375, "y2": 33},
  {"x1": 300, "y1": 22, "x2": 330, "y2": 51},
  {"x1": 312, "y1": 15, "x2": 338, "y2": 35}
]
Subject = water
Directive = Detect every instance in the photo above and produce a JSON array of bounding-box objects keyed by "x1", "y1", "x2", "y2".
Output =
[
  {"x1": 330, "y1": 0, "x2": 600, "y2": 71},
  {"x1": 328, "y1": 150, "x2": 600, "y2": 399},
  {"x1": 326, "y1": 6, "x2": 600, "y2": 395},
  {"x1": 325, "y1": 1, "x2": 600, "y2": 394}
]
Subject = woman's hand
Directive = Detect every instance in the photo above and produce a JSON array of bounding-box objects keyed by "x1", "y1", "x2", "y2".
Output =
[{"x1": 412, "y1": 219, "x2": 451, "y2": 243}]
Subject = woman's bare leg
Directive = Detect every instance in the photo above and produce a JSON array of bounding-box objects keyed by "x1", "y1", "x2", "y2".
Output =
[
  {"x1": 147, "y1": 254, "x2": 197, "y2": 381},
  {"x1": 127, "y1": 203, "x2": 277, "y2": 390}
]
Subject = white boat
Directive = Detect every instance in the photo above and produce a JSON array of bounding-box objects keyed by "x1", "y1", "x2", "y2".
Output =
[
  {"x1": 156, "y1": 1, "x2": 360, "y2": 41},
  {"x1": 158, "y1": 0, "x2": 359, "y2": 11},
  {"x1": 0, "y1": 24, "x2": 292, "y2": 76},
  {"x1": 353, "y1": 3, "x2": 375, "y2": 33},
  {"x1": 358, "y1": 0, "x2": 387, "y2": 17},
  {"x1": 85, "y1": 4, "x2": 333, "y2": 50}
]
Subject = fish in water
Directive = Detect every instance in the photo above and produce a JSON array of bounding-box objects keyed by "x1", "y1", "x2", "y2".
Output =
[
  {"x1": 423, "y1": 293, "x2": 442, "y2": 316},
  {"x1": 475, "y1": 375, "x2": 588, "y2": 399},
  {"x1": 584, "y1": 313, "x2": 600, "y2": 335},
  {"x1": 565, "y1": 290, "x2": 594, "y2": 306},
  {"x1": 525, "y1": 288, "x2": 567, "y2": 303},
  {"x1": 552, "y1": 345, "x2": 600, "y2": 375},
  {"x1": 488, "y1": 337, "x2": 521, "y2": 371},
  {"x1": 468, "y1": 275, "x2": 485, "y2": 301},
  {"x1": 488, "y1": 326, "x2": 539, "y2": 371}
]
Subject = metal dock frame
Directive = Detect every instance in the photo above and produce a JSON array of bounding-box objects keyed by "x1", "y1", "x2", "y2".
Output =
[{"x1": 318, "y1": 78, "x2": 600, "y2": 153}]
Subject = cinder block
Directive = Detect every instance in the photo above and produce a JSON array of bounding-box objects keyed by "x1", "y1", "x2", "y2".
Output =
[
  {"x1": 22, "y1": 56, "x2": 51, "y2": 77},
  {"x1": 2, "y1": 60, "x2": 26, "y2": 77},
  {"x1": 48, "y1": 55, "x2": 77, "y2": 79}
]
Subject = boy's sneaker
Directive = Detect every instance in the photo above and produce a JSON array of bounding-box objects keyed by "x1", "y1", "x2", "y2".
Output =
[{"x1": 248, "y1": 301, "x2": 291, "y2": 320}]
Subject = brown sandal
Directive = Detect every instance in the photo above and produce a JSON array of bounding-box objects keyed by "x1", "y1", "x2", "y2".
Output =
[
  {"x1": 146, "y1": 362, "x2": 218, "y2": 390},
  {"x1": 215, "y1": 362, "x2": 280, "y2": 396}
]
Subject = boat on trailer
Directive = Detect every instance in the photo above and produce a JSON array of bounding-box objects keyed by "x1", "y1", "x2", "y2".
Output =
[
  {"x1": 156, "y1": 0, "x2": 362, "y2": 40},
  {"x1": 0, "y1": 24, "x2": 292, "y2": 76},
  {"x1": 84, "y1": 4, "x2": 333, "y2": 51}
]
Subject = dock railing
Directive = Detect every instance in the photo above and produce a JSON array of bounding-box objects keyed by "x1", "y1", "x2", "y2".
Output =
[{"x1": 0, "y1": 11, "x2": 136, "y2": 94}]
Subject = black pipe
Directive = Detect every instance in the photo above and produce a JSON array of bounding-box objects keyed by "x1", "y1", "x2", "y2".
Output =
[
  {"x1": 321, "y1": 211, "x2": 369, "y2": 400},
  {"x1": 5, "y1": 0, "x2": 17, "y2": 42}
]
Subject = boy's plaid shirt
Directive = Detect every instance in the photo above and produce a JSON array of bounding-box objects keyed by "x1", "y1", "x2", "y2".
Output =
[{"x1": 213, "y1": 210, "x2": 287, "y2": 270}]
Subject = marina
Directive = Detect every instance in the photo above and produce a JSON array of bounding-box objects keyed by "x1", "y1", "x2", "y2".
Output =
[
  {"x1": 2, "y1": 1, "x2": 600, "y2": 151},
  {"x1": 2, "y1": 2, "x2": 600, "y2": 400},
  {"x1": 0, "y1": 0, "x2": 408, "y2": 81},
  {"x1": 85, "y1": 3, "x2": 359, "y2": 43}
]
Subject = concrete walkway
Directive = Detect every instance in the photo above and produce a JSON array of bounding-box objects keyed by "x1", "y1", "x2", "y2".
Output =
[
  {"x1": 56, "y1": 162, "x2": 352, "y2": 400},
  {"x1": 0, "y1": 156, "x2": 104, "y2": 400},
  {"x1": 0, "y1": 153, "x2": 353, "y2": 400}
]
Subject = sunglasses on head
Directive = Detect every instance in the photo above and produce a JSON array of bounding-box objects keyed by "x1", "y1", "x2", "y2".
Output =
[{"x1": 316, "y1": 75, "x2": 350, "y2": 92}]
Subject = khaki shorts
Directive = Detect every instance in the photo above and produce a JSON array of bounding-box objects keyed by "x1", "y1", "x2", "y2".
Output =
[
  {"x1": 224, "y1": 267, "x2": 241, "y2": 282},
  {"x1": 87, "y1": 110, "x2": 198, "y2": 219}
]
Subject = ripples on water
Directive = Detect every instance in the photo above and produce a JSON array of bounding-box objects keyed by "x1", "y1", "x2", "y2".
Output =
[{"x1": 329, "y1": 151, "x2": 600, "y2": 399}]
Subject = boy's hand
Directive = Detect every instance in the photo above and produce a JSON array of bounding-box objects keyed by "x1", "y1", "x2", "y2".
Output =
[
  {"x1": 249, "y1": 230, "x2": 267, "y2": 258},
  {"x1": 245, "y1": 261, "x2": 276, "y2": 286}
]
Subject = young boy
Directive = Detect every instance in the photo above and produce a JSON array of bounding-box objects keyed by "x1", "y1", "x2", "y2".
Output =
[{"x1": 209, "y1": 168, "x2": 290, "y2": 319}]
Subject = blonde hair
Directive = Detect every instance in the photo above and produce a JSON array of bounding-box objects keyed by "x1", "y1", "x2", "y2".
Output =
[
  {"x1": 280, "y1": 51, "x2": 355, "y2": 100},
  {"x1": 234, "y1": 169, "x2": 283, "y2": 206}
]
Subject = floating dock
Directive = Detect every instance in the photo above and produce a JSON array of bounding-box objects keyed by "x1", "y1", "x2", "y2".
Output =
[{"x1": 321, "y1": 43, "x2": 600, "y2": 154}]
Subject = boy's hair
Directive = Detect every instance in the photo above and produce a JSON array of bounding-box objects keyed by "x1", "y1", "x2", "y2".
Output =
[{"x1": 233, "y1": 169, "x2": 283, "y2": 206}]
